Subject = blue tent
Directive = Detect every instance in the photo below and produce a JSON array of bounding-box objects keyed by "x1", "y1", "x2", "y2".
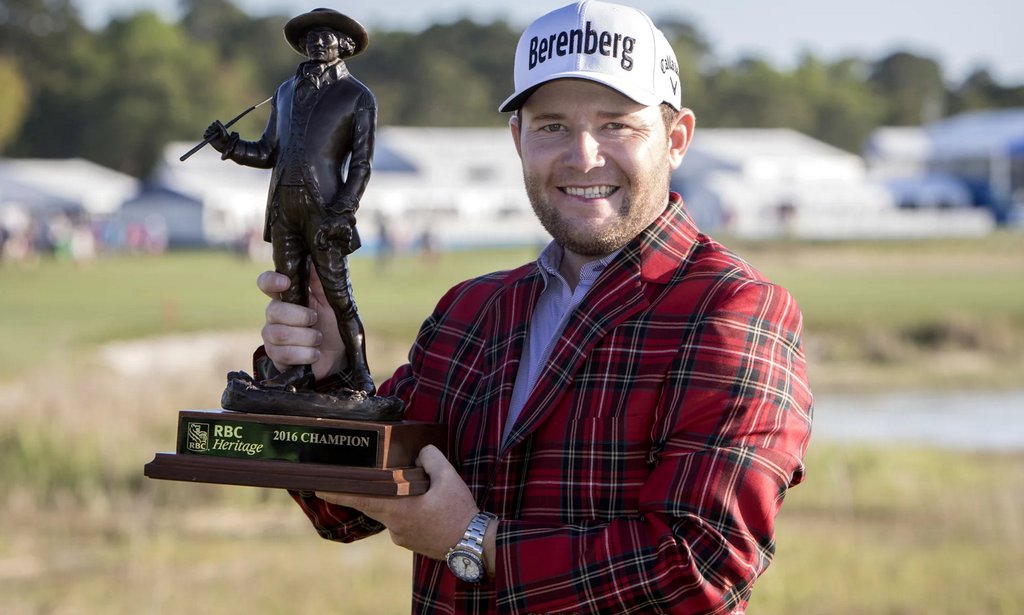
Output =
[
  {"x1": 927, "y1": 108, "x2": 1024, "y2": 160},
  {"x1": 1009, "y1": 136, "x2": 1024, "y2": 157}
]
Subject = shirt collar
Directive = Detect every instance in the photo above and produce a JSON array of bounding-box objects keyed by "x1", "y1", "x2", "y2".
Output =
[
  {"x1": 296, "y1": 60, "x2": 347, "y2": 81},
  {"x1": 535, "y1": 241, "x2": 622, "y2": 291}
]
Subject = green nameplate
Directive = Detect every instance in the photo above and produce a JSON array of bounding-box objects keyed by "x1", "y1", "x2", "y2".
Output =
[{"x1": 178, "y1": 414, "x2": 379, "y2": 467}]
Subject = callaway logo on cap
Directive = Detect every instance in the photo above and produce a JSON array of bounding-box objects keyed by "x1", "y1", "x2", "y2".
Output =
[{"x1": 499, "y1": 0, "x2": 682, "y2": 112}]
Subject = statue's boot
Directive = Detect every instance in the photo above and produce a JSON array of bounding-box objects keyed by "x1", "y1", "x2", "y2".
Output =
[
  {"x1": 340, "y1": 318, "x2": 377, "y2": 396},
  {"x1": 350, "y1": 369, "x2": 376, "y2": 397},
  {"x1": 260, "y1": 364, "x2": 315, "y2": 392}
]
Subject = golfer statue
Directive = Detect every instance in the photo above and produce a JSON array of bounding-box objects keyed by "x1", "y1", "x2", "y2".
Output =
[{"x1": 199, "y1": 8, "x2": 395, "y2": 418}]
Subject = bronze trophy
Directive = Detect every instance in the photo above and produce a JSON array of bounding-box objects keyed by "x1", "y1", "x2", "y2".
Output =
[{"x1": 145, "y1": 8, "x2": 444, "y2": 496}]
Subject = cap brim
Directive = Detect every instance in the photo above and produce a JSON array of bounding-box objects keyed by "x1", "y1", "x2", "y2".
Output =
[{"x1": 498, "y1": 71, "x2": 664, "y2": 113}]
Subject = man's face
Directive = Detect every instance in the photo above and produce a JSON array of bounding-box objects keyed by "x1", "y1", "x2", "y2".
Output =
[
  {"x1": 305, "y1": 28, "x2": 340, "y2": 63},
  {"x1": 510, "y1": 79, "x2": 693, "y2": 258}
]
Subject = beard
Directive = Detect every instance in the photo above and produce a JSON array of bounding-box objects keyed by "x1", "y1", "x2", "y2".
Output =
[{"x1": 524, "y1": 162, "x2": 672, "y2": 257}]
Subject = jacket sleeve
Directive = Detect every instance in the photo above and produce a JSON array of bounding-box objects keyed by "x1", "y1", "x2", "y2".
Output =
[
  {"x1": 221, "y1": 88, "x2": 280, "y2": 169},
  {"x1": 288, "y1": 490, "x2": 385, "y2": 541},
  {"x1": 329, "y1": 90, "x2": 376, "y2": 212},
  {"x1": 489, "y1": 281, "x2": 813, "y2": 614}
]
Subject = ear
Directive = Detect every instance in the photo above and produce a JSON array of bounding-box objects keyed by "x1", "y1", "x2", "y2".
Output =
[
  {"x1": 509, "y1": 113, "x2": 524, "y2": 159},
  {"x1": 666, "y1": 108, "x2": 695, "y2": 170}
]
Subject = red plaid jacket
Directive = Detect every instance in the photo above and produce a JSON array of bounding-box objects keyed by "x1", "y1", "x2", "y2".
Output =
[{"x1": 291, "y1": 195, "x2": 813, "y2": 614}]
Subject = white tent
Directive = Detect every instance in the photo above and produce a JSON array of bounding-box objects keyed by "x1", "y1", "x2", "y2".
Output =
[
  {"x1": 674, "y1": 129, "x2": 894, "y2": 239},
  {"x1": 0, "y1": 158, "x2": 139, "y2": 218}
]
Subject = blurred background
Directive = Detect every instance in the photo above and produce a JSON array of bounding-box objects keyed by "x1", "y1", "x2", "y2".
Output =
[{"x1": 0, "y1": 0, "x2": 1022, "y2": 613}]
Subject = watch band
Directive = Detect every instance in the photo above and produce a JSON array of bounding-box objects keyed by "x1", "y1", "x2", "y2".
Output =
[
  {"x1": 446, "y1": 511, "x2": 497, "y2": 583},
  {"x1": 460, "y1": 511, "x2": 497, "y2": 552}
]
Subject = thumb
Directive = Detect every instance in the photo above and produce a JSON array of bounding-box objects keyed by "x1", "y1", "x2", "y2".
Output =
[
  {"x1": 415, "y1": 445, "x2": 451, "y2": 478},
  {"x1": 257, "y1": 270, "x2": 289, "y2": 297}
]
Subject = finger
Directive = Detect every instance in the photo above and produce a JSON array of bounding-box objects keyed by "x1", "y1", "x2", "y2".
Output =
[
  {"x1": 265, "y1": 298, "x2": 318, "y2": 327},
  {"x1": 264, "y1": 343, "x2": 320, "y2": 370},
  {"x1": 257, "y1": 270, "x2": 291, "y2": 299},
  {"x1": 315, "y1": 491, "x2": 388, "y2": 514},
  {"x1": 261, "y1": 319, "x2": 321, "y2": 366},
  {"x1": 316, "y1": 491, "x2": 357, "y2": 508},
  {"x1": 261, "y1": 323, "x2": 322, "y2": 348}
]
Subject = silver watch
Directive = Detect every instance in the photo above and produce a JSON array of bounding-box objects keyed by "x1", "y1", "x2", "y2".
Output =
[{"x1": 446, "y1": 511, "x2": 497, "y2": 583}]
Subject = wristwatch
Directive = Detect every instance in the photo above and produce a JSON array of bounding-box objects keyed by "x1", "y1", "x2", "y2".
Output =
[{"x1": 446, "y1": 511, "x2": 497, "y2": 583}]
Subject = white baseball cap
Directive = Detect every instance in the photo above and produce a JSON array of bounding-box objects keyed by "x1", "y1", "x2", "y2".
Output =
[{"x1": 499, "y1": 0, "x2": 682, "y2": 112}]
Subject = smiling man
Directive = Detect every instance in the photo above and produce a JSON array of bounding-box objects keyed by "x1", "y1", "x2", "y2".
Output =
[
  {"x1": 511, "y1": 78, "x2": 690, "y2": 287},
  {"x1": 256, "y1": 2, "x2": 813, "y2": 613}
]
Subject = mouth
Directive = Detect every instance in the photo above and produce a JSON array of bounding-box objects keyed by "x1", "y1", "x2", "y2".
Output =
[{"x1": 559, "y1": 185, "x2": 619, "y2": 199}]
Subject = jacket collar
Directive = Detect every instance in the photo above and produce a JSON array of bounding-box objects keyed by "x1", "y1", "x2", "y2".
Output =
[{"x1": 627, "y1": 191, "x2": 702, "y2": 286}]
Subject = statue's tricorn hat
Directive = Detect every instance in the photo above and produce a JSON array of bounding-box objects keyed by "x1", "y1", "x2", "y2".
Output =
[{"x1": 283, "y1": 8, "x2": 369, "y2": 57}]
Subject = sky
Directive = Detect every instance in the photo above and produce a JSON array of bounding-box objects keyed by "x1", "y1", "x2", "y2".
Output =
[{"x1": 81, "y1": 0, "x2": 1023, "y2": 84}]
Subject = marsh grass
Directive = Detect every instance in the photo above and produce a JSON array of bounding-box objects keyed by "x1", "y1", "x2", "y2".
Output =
[{"x1": 757, "y1": 445, "x2": 1024, "y2": 613}]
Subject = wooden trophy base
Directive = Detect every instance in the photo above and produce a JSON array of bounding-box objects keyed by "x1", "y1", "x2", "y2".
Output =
[{"x1": 144, "y1": 409, "x2": 446, "y2": 496}]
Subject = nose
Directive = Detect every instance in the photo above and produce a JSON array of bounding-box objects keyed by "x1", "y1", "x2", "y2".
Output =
[{"x1": 563, "y1": 129, "x2": 604, "y2": 173}]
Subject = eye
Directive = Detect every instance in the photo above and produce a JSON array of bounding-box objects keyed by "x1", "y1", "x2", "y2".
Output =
[{"x1": 538, "y1": 123, "x2": 565, "y2": 133}]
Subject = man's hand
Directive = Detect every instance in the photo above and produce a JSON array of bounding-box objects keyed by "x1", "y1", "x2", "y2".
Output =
[
  {"x1": 316, "y1": 445, "x2": 496, "y2": 572},
  {"x1": 314, "y1": 212, "x2": 357, "y2": 254},
  {"x1": 258, "y1": 267, "x2": 345, "y2": 381},
  {"x1": 203, "y1": 120, "x2": 231, "y2": 153}
]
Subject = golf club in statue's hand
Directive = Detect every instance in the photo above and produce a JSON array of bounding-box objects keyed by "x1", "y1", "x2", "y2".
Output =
[{"x1": 179, "y1": 96, "x2": 273, "y2": 162}]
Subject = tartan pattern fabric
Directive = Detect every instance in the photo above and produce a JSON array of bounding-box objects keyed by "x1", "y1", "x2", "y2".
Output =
[{"x1": 291, "y1": 194, "x2": 813, "y2": 614}]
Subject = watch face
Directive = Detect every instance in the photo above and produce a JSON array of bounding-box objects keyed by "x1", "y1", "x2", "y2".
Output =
[{"x1": 447, "y1": 550, "x2": 484, "y2": 582}]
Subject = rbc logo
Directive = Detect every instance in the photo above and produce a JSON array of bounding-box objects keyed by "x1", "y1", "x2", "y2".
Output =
[{"x1": 186, "y1": 422, "x2": 211, "y2": 452}]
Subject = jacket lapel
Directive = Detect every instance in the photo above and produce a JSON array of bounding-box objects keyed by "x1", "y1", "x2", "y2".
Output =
[{"x1": 475, "y1": 266, "x2": 545, "y2": 453}]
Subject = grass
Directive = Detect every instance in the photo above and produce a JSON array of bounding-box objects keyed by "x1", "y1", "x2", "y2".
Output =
[
  {"x1": 0, "y1": 237, "x2": 1023, "y2": 613},
  {"x1": 732, "y1": 232, "x2": 1024, "y2": 391},
  {"x1": 0, "y1": 248, "x2": 539, "y2": 380},
  {"x1": 0, "y1": 252, "x2": 268, "y2": 377},
  {"x1": 3, "y1": 235, "x2": 1022, "y2": 389}
]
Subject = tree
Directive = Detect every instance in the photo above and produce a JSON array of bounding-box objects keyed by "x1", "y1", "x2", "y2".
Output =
[
  {"x1": 93, "y1": 11, "x2": 264, "y2": 175},
  {"x1": 0, "y1": 0, "x2": 88, "y2": 71},
  {"x1": 180, "y1": 0, "x2": 296, "y2": 94},
  {"x1": 949, "y1": 68, "x2": 1024, "y2": 114},
  {"x1": 0, "y1": 57, "x2": 29, "y2": 151},
  {"x1": 0, "y1": 0, "x2": 92, "y2": 154},
  {"x1": 656, "y1": 18, "x2": 712, "y2": 116},
  {"x1": 14, "y1": 11, "x2": 259, "y2": 176},
  {"x1": 869, "y1": 51, "x2": 946, "y2": 125},
  {"x1": 793, "y1": 56, "x2": 885, "y2": 151},
  {"x1": 703, "y1": 57, "x2": 816, "y2": 130},
  {"x1": 180, "y1": 0, "x2": 248, "y2": 45},
  {"x1": 357, "y1": 19, "x2": 517, "y2": 127}
]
